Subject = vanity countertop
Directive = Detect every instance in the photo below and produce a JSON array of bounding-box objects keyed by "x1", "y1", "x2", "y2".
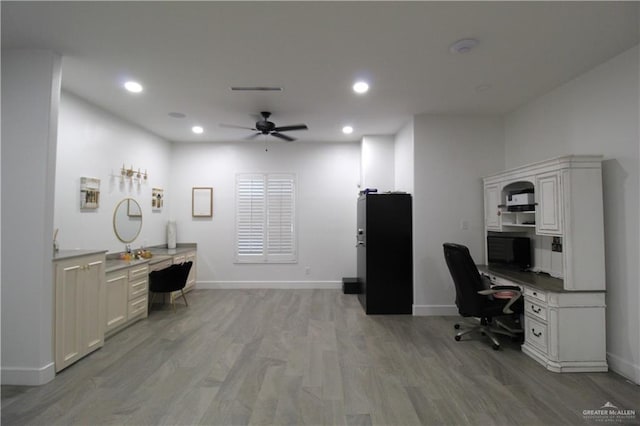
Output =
[
  {"x1": 53, "y1": 249, "x2": 108, "y2": 262},
  {"x1": 105, "y1": 244, "x2": 197, "y2": 273}
]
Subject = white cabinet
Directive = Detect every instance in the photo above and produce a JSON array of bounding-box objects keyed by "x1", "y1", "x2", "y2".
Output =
[
  {"x1": 105, "y1": 263, "x2": 148, "y2": 337},
  {"x1": 54, "y1": 253, "x2": 106, "y2": 373},
  {"x1": 536, "y1": 171, "x2": 563, "y2": 235},
  {"x1": 521, "y1": 286, "x2": 607, "y2": 373},
  {"x1": 483, "y1": 155, "x2": 605, "y2": 291},
  {"x1": 484, "y1": 183, "x2": 502, "y2": 231},
  {"x1": 481, "y1": 267, "x2": 607, "y2": 373}
]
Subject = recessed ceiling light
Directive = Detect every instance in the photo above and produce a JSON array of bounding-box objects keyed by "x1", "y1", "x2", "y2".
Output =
[
  {"x1": 449, "y1": 38, "x2": 479, "y2": 54},
  {"x1": 342, "y1": 125, "x2": 354, "y2": 134},
  {"x1": 352, "y1": 81, "x2": 369, "y2": 94},
  {"x1": 124, "y1": 81, "x2": 143, "y2": 93},
  {"x1": 192, "y1": 126, "x2": 204, "y2": 134},
  {"x1": 168, "y1": 112, "x2": 186, "y2": 118},
  {"x1": 475, "y1": 84, "x2": 492, "y2": 93}
]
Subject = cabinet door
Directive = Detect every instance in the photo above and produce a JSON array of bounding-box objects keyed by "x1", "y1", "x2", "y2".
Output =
[
  {"x1": 83, "y1": 259, "x2": 105, "y2": 353},
  {"x1": 55, "y1": 261, "x2": 84, "y2": 372},
  {"x1": 105, "y1": 272, "x2": 128, "y2": 332},
  {"x1": 484, "y1": 183, "x2": 502, "y2": 231},
  {"x1": 536, "y1": 172, "x2": 563, "y2": 235},
  {"x1": 184, "y1": 251, "x2": 197, "y2": 291}
]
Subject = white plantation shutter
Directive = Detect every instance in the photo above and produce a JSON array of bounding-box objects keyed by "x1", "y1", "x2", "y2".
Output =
[{"x1": 235, "y1": 173, "x2": 296, "y2": 263}]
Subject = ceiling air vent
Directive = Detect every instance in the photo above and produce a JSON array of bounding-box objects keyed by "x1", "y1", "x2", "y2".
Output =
[{"x1": 230, "y1": 86, "x2": 283, "y2": 92}]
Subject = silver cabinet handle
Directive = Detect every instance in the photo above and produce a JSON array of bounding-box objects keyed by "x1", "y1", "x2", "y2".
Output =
[
  {"x1": 356, "y1": 241, "x2": 365, "y2": 247},
  {"x1": 531, "y1": 305, "x2": 541, "y2": 314}
]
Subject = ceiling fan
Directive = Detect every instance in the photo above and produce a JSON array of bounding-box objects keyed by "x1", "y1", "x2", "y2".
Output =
[{"x1": 220, "y1": 111, "x2": 308, "y2": 141}]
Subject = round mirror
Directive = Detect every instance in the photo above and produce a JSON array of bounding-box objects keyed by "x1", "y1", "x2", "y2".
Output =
[{"x1": 113, "y1": 198, "x2": 143, "y2": 243}]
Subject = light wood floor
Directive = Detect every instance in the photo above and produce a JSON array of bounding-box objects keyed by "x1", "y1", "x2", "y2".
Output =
[{"x1": 2, "y1": 289, "x2": 639, "y2": 425}]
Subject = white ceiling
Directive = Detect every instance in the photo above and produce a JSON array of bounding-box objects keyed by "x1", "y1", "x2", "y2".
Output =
[{"x1": 2, "y1": 2, "x2": 638, "y2": 143}]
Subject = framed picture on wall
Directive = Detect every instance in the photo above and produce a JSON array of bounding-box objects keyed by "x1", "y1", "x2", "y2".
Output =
[
  {"x1": 80, "y1": 177, "x2": 100, "y2": 209},
  {"x1": 152, "y1": 188, "x2": 164, "y2": 210},
  {"x1": 192, "y1": 187, "x2": 213, "y2": 217}
]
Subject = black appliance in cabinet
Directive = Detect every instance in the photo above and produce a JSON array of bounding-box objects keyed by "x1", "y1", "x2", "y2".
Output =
[{"x1": 356, "y1": 193, "x2": 413, "y2": 314}]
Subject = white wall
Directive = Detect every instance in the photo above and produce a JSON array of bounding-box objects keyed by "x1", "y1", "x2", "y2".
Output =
[
  {"x1": 1, "y1": 50, "x2": 62, "y2": 385},
  {"x1": 413, "y1": 115, "x2": 504, "y2": 315},
  {"x1": 168, "y1": 141, "x2": 359, "y2": 287},
  {"x1": 361, "y1": 135, "x2": 395, "y2": 192},
  {"x1": 504, "y1": 45, "x2": 640, "y2": 383},
  {"x1": 55, "y1": 92, "x2": 172, "y2": 253},
  {"x1": 394, "y1": 119, "x2": 414, "y2": 194}
]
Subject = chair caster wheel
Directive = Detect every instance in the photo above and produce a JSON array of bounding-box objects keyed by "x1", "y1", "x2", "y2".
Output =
[
  {"x1": 454, "y1": 324, "x2": 460, "y2": 330},
  {"x1": 454, "y1": 335, "x2": 461, "y2": 341},
  {"x1": 492, "y1": 344, "x2": 500, "y2": 350}
]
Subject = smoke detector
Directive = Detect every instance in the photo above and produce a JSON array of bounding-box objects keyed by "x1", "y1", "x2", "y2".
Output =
[{"x1": 449, "y1": 38, "x2": 479, "y2": 54}]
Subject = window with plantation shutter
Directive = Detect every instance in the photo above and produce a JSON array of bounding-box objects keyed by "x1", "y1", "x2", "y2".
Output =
[{"x1": 235, "y1": 173, "x2": 296, "y2": 263}]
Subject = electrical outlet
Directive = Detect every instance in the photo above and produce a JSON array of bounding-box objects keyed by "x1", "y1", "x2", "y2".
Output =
[
  {"x1": 552, "y1": 236, "x2": 563, "y2": 252},
  {"x1": 305, "y1": 267, "x2": 311, "y2": 275},
  {"x1": 460, "y1": 220, "x2": 469, "y2": 230}
]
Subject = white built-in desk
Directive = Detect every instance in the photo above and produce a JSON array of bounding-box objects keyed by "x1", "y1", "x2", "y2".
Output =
[{"x1": 478, "y1": 265, "x2": 607, "y2": 373}]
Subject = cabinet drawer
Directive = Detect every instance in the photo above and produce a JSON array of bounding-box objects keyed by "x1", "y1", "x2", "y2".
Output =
[
  {"x1": 526, "y1": 299, "x2": 547, "y2": 322},
  {"x1": 150, "y1": 259, "x2": 172, "y2": 272},
  {"x1": 128, "y1": 265, "x2": 149, "y2": 280},
  {"x1": 129, "y1": 278, "x2": 148, "y2": 300},
  {"x1": 524, "y1": 287, "x2": 547, "y2": 303},
  {"x1": 525, "y1": 316, "x2": 548, "y2": 353},
  {"x1": 128, "y1": 296, "x2": 148, "y2": 320}
]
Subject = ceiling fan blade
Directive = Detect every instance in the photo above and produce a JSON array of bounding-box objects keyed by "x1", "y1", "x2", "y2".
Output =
[
  {"x1": 271, "y1": 132, "x2": 295, "y2": 142},
  {"x1": 245, "y1": 132, "x2": 261, "y2": 140},
  {"x1": 220, "y1": 124, "x2": 256, "y2": 130},
  {"x1": 273, "y1": 124, "x2": 308, "y2": 132}
]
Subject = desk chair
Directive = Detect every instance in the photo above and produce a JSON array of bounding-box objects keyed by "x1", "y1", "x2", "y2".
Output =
[
  {"x1": 443, "y1": 243, "x2": 523, "y2": 350},
  {"x1": 149, "y1": 261, "x2": 192, "y2": 312}
]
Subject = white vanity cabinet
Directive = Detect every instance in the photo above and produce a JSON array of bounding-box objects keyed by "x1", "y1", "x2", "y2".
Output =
[
  {"x1": 54, "y1": 252, "x2": 106, "y2": 373},
  {"x1": 105, "y1": 263, "x2": 148, "y2": 336}
]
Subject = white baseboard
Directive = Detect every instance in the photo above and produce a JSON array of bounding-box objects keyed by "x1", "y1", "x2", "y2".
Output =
[
  {"x1": 197, "y1": 280, "x2": 341, "y2": 290},
  {"x1": 1, "y1": 362, "x2": 55, "y2": 386},
  {"x1": 607, "y1": 351, "x2": 640, "y2": 385},
  {"x1": 413, "y1": 304, "x2": 459, "y2": 316}
]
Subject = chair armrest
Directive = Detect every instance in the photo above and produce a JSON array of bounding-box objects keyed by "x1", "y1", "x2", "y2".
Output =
[{"x1": 478, "y1": 288, "x2": 522, "y2": 314}]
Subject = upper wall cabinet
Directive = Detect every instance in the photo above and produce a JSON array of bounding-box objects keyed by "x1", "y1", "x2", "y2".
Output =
[
  {"x1": 483, "y1": 155, "x2": 605, "y2": 291},
  {"x1": 484, "y1": 183, "x2": 502, "y2": 231},
  {"x1": 536, "y1": 171, "x2": 563, "y2": 235}
]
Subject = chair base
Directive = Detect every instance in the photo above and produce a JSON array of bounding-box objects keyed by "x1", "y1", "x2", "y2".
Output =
[
  {"x1": 149, "y1": 290, "x2": 189, "y2": 313},
  {"x1": 454, "y1": 317, "x2": 523, "y2": 350}
]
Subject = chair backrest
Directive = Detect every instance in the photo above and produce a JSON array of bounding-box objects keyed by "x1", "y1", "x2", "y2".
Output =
[
  {"x1": 149, "y1": 261, "x2": 193, "y2": 293},
  {"x1": 443, "y1": 243, "x2": 488, "y2": 317}
]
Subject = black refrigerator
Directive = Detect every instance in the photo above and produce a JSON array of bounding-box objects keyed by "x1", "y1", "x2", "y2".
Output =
[{"x1": 356, "y1": 193, "x2": 413, "y2": 314}]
